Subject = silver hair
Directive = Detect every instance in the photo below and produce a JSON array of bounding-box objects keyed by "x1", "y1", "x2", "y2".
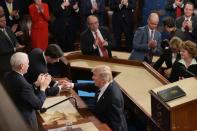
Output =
[
  {"x1": 92, "y1": 65, "x2": 113, "y2": 82},
  {"x1": 10, "y1": 52, "x2": 28, "y2": 70}
]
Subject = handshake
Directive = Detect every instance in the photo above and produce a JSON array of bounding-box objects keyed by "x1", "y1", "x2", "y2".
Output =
[{"x1": 58, "y1": 79, "x2": 74, "y2": 91}]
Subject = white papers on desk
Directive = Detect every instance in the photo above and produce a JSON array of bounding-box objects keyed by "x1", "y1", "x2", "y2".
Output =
[
  {"x1": 48, "y1": 122, "x2": 99, "y2": 131},
  {"x1": 40, "y1": 96, "x2": 82, "y2": 124}
]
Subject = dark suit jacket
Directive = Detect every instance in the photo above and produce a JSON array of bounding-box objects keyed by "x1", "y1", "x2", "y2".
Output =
[
  {"x1": 3, "y1": 71, "x2": 46, "y2": 130},
  {"x1": 176, "y1": 15, "x2": 197, "y2": 43},
  {"x1": 165, "y1": 0, "x2": 188, "y2": 18},
  {"x1": 25, "y1": 48, "x2": 59, "y2": 96},
  {"x1": 0, "y1": 0, "x2": 19, "y2": 27},
  {"x1": 128, "y1": 25, "x2": 162, "y2": 62},
  {"x1": 0, "y1": 27, "x2": 18, "y2": 78},
  {"x1": 81, "y1": 0, "x2": 105, "y2": 24},
  {"x1": 169, "y1": 58, "x2": 197, "y2": 82},
  {"x1": 75, "y1": 81, "x2": 128, "y2": 131},
  {"x1": 80, "y1": 27, "x2": 112, "y2": 57},
  {"x1": 49, "y1": 0, "x2": 79, "y2": 34},
  {"x1": 109, "y1": 0, "x2": 136, "y2": 27},
  {"x1": 153, "y1": 49, "x2": 181, "y2": 70}
]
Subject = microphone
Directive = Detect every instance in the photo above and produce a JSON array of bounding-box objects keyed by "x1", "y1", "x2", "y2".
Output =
[
  {"x1": 179, "y1": 66, "x2": 196, "y2": 77},
  {"x1": 40, "y1": 97, "x2": 78, "y2": 113}
]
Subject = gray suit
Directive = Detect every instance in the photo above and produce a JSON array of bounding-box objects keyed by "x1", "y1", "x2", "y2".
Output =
[{"x1": 128, "y1": 25, "x2": 162, "y2": 63}]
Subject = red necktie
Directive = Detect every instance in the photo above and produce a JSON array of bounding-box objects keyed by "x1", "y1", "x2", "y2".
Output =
[
  {"x1": 95, "y1": 31, "x2": 109, "y2": 58},
  {"x1": 176, "y1": 0, "x2": 182, "y2": 18}
]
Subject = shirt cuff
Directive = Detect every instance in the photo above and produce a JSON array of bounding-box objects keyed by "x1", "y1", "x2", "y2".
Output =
[{"x1": 173, "y1": 3, "x2": 177, "y2": 8}]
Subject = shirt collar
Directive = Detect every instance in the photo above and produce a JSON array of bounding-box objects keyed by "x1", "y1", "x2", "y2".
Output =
[
  {"x1": 14, "y1": 70, "x2": 23, "y2": 76},
  {"x1": 43, "y1": 52, "x2": 47, "y2": 64},
  {"x1": 185, "y1": 16, "x2": 192, "y2": 21},
  {"x1": 179, "y1": 58, "x2": 197, "y2": 67}
]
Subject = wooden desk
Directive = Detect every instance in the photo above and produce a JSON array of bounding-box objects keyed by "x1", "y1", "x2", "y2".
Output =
[
  {"x1": 65, "y1": 53, "x2": 169, "y2": 130},
  {"x1": 37, "y1": 90, "x2": 111, "y2": 131},
  {"x1": 150, "y1": 78, "x2": 197, "y2": 131}
]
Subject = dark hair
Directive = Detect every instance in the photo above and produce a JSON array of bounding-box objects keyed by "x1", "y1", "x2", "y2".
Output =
[
  {"x1": 44, "y1": 44, "x2": 64, "y2": 58},
  {"x1": 162, "y1": 16, "x2": 175, "y2": 28}
]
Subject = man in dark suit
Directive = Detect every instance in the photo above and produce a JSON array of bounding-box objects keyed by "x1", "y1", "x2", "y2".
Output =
[
  {"x1": 49, "y1": 0, "x2": 80, "y2": 52},
  {"x1": 109, "y1": 0, "x2": 136, "y2": 51},
  {"x1": 65, "y1": 65, "x2": 127, "y2": 131},
  {"x1": 25, "y1": 44, "x2": 66, "y2": 96},
  {"x1": 3, "y1": 52, "x2": 51, "y2": 130},
  {"x1": 128, "y1": 12, "x2": 162, "y2": 64},
  {"x1": 81, "y1": 0, "x2": 105, "y2": 28},
  {"x1": 162, "y1": 16, "x2": 194, "y2": 42},
  {"x1": 165, "y1": 0, "x2": 188, "y2": 18},
  {"x1": 175, "y1": 2, "x2": 197, "y2": 43},
  {"x1": 0, "y1": 0, "x2": 20, "y2": 27},
  {"x1": 80, "y1": 15, "x2": 112, "y2": 57},
  {"x1": 0, "y1": 11, "x2": 24, "y2": 79}
]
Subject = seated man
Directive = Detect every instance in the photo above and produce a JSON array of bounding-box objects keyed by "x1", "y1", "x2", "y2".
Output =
[
  {"x1": 65, "y1": 65, "x2": 127, "y2": 131},
  {"x1": 3, "y1": 52, "x2": 51, "y2": 130},
  {"x1": 25, "y1": 44, "x2": 67, "y2": 96},
  {"x1": 80, "y1": 15, "x2": 112, "y2": 58}
]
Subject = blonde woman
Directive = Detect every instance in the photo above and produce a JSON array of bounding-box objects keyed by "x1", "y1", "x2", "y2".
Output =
[
  {"x1": 169, "y1": 40, "x2": 197, "y2": 82},
  {"x1": 153, "y1": 37, "x2": 183, "y2": 77}
]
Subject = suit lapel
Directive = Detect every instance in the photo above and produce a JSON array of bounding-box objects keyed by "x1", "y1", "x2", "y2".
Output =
[
  {"x1": 96, "y1": 83, "x2": 111, "y2": 104},
  {"x1": 88, "y1": 29, "x2": 95, "y2": 44}
]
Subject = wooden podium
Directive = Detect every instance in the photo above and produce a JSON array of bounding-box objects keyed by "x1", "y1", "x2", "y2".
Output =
[{"x1": 150, "y1": 78, "x2": 197, "y2": 131}]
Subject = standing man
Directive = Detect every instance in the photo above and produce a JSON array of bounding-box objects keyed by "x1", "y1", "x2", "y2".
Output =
[
  {"x1": 3, "y1": 52, "x2": 51, "y2": 130},
  {"x1": 0, "y1": 0, "x2": 20, "y2": 27},
  {"x1": 49, "y1": 0, "x2": 80, "y2": 52},
  {"x1": 25, "y1": 44, "x2": 67, "y2": 96},
  {"x1": 0, "y1": 9, "x2": 24, "y2": 79},
  {"x1": 128, "y1": 12, "x2": 162, "y2": 64},
  {"x1": 165, "y1": 0, "x2": 188, "y2": 18},
  {"x1": 81, "y1": 0, "x2": 105, "y2": 28},
  {"x1": 175, "y1": 2, "x2": 197, "y2": 43},
  {"x1": 80, "y1": 15, "x2": 112, "y2": 57},
  {"x1": 65, "y1": 65, "x2": 128, "y2": 131},
  {"x1": 109, "y1": 0, "x2": 136, "y2": 51}
]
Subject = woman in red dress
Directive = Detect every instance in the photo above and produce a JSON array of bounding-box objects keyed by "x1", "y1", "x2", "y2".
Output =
[{"x1": 29, "y1": 0, "x2": 49, "y2": 50}]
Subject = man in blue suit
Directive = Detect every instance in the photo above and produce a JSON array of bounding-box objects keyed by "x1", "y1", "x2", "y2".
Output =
[
  {"x1": 3, "y1": 52, "x2": 51, "y2": 130},
  {"x1": 128, "y1": 12, "x2": 162, "y2": 64},
  {"x1": 64, "y1": 65, "x2": 128, "y2": 131}
]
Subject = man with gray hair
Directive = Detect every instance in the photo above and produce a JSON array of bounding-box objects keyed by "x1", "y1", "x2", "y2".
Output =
[
  {"x1": 65, "y1": 65, "x2": 128, "y2": 131},
  {"x1": 2, "y1": 52, "x2": 51, "y2": 130}
]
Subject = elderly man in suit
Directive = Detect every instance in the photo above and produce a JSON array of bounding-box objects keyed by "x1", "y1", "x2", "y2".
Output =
[
  {"x1": 0, "y1": 7, "x2": 24, "y2": 79},
  {"x1": 25, "y1": 44, "x2": 68, "y2": 96},
  {"x1": 80, "y1": 15, "x2": 112, "y2": 58},
  {"x1": 3, "y1": 52, "x2": 51, "y2": 130},
  {"x1": 128, "y1": 12, "x2": 162, "y2": 64},
  {"x1": 175, "y1": 2, "x2": 197, "y2": 43},
  {"x1": 64, "y1": 65, "x2": 127, "y2": 131}
]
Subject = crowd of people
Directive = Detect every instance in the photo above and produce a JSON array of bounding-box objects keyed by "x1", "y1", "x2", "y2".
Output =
[{"x1": 0, "y1": 0, "x2": 197, "y2": 130}]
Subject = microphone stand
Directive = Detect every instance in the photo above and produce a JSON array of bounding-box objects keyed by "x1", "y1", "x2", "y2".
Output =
[{"x1": 40, "y1": 96, "x2": 78, "y2": 113}]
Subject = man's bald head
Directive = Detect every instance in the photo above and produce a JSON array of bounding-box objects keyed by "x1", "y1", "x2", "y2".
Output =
[
  {"x1": 87, "y1": 15, "x2": 99, "y2": 32},
  {"x1": 147, "y1": 12, "x2": 159, "y2": 30}
]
